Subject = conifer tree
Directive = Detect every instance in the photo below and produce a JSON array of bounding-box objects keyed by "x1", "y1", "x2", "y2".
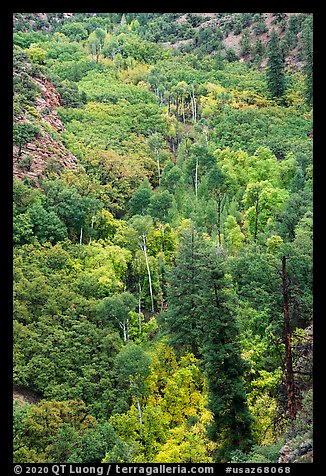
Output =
[
  {"x1": 253, "y1": 38, "x2": 264, "y2": 68},
  {"x1": 302, "y1": 16, "x2": 313, "y2": 107},
  {"x1": 163, "y1": 227, "x2": 206, "y2": 357},
  {"x1": 266, "y1": 29, "x2": 285, "y2": 99},
  {"x1": 164, "y1": 228, "x2": 253, "y2": 461},
  {"x1": 199, "y1": 246, "x2": 253, "y2": 460},
  {"x1": 240, "y1": 28, "x2": 251, "y2": 57}
]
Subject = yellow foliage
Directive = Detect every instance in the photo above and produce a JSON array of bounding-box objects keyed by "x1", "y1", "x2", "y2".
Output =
[
  {"x1": 230, "y1": 90, "x2": 273, "y2": 109},
  {"x1": 118, "y1": 63, "x2": 150, "y2": 85},
  {"x1": 247, "y1": 368, "x2": 283, "y2": 444},
  {"x1": 206, "y1": 82, "x2": 227, "y2": 97},
  {"x1": 249, "y1": 393, "x2": 278, "y2": 445},
  {"x1": 154, "y1": 413, "x2": 216, "y2": 463},
  {"x1": 266, "y1": 235, "x2": 283, "y2": 254}
]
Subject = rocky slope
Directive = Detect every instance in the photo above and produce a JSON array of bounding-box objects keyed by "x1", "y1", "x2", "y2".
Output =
[{"x1": 13, "y1": 76, "x2": 78, "y2": 185}]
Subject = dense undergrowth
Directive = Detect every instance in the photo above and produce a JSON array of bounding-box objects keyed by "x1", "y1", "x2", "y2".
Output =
[{"x1": 13, "y1": 13, "x2": 313, "y2": 464}]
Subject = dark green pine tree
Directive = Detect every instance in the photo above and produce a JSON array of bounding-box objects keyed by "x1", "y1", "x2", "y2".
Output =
[
  {"x1": 240, "y1": 28, "x2": 251, "y2": 57},
  {"x1": 266, "y1": 29, "x2": 285, "y2": 99},
  {"x1": 163, "y1": 227, "x2": 206, "y2": 358},
  {"x1": 198, "y1": 246, "x2": 253, "y2": 461},
  {"x1": 253, "y1": 38, "x2": 265, "y2": 68},
  {"x1": 164, "y1": 228, "x2": 253, "y2": 461}
]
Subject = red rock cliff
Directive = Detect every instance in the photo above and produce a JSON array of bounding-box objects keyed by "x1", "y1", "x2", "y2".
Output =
[{"x1": 13, "y1": 77, "x2": 78, "y2": 185}]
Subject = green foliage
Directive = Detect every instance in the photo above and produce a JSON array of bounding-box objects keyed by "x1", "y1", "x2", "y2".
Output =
[
  {"x1": 26, "y1": 45, "x2": 47, "y2": 64},
  {"x1": 56, "y1": 80, "x2": 86, "y2": 108},
  {"x1": 27, "y1": 204, "x2": 68, "y2": 243},
  {"x1": 14, "y1": 399, "x2": 125, "y2": 463},
  {"x1": 163, "y1": 229, "x2": 253, "y2": 460},
  {"x1": 129, "y1": 180, "x2": 153, "y2": 216},
  {"x1": 266, "y1": 29, "x2": 285, "y2": 99},
  {"x1": 148, "y1": 191, "x2": 174, "y2": 224},
  {"x1": 14, "y1": 31, "x2": 50, "y2": 48},
  {"x1": 115, "y1": 343, "x2": 151, "y2": 396},
  {"x1": 61, "y1": 22, "x2": 89, "y2": 42},
  {"x1": 103, "y1": 32, "x2": 167, "y2": 64},
  {"x1": 13, "y1": 122, "x2": 40, "y2": 155},
  {"x1": 97, "y1": 292, "x2": 137, "y2": 341},
  {"x1": 13, "y1": 12, "x2": 313, "y2": 465},
  {"x1": 302, "y1": 16, "x2": 313, "y2": 106},
  {"x1": 77, "y1": 71, "x2": 157, "y2": 105},
  {"x1": 240, "y1": 28, "x2": 252, "y2": 57}
]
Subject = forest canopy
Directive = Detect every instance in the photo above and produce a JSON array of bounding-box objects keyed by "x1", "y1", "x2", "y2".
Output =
[{"x1": 12, "y1": 12, "x2": 313, "y2": 465}]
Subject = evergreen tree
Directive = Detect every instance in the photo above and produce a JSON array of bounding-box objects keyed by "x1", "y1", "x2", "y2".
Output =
[
  {"x1": 197, "y1": 243, "x2": 253, "y2": 461},
  {"x1": 164, "y1": 228, "x2": 253, "y2": 461},
  {"x1": 240, "y1": 28, "x2": 251, "y2": 57},
  {"x1": 253, "y1": 38, "x2": 265, "y2": 68},
  {"x1": 253, "y1": 14, "x2": 267, "y2": 35},
  {"x1": 163, "y1": 227, "x2": 206, "y2": 357},
  {"x1": 266, "y1": 29, "x2": 285, "y2": 99},
  {"x1": 302, "y1": 16, "x2": 313, "y2": 106}
]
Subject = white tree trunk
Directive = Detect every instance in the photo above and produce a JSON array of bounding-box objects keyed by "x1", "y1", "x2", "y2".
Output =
[
  {"x1": 118, "y1": 319, "x2": 128, "y2": 344},
  {"x1": 89, "y1": 215, "x2": 95, "y2": 244},
  {"x1": 141, "y1": 235, "x2": 154, "y2": 313},
  {"x1": 135, "y1": 394, "x2": 143, "y2": 426},
  {"x1": 131, "y1": 380, "x2": 143, "y2": 426}
]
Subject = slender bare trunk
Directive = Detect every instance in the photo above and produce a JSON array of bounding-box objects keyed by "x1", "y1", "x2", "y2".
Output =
[
  {"x1": 135, "y1": 393, "x2": 143, "y2": 425},
  {"x1": 79, "y1": 226, "x2": 83, "y2": 246},
  {"x1": 123, "y1": 323, "x2": 127, "y2": 343},
  {"x1": 118, "y1": 320, "x2": 128, "y2": 344},
  {"x1": 89, "y1": 215, "x2": 95, "y2": 244},
  {"x1": 204, "y1": 129, "x2": 209, "y2": 147},
  {"x1": 282, "y1": 256, "x2": 296, "y2": 422},
  {"x1": 131, "y1": 380, "x2": 143, "y2": 426},
  {"x1": 141, "y1": 235, "x2": 154, "y2": 313}
]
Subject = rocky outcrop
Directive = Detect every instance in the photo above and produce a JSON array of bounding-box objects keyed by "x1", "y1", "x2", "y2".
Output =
[
  {"x1": 33, "y1": 77, "x2": 65, "y2": 132},
  {"x1": 13, "y1": 385, "x2": 42, "y2": 405},
  {"x1": 278, "y1": 440, "x2": 313, "y2": 463},
  {"x1": 13, "y1": 134, "x2": 78, "y2": 183},
  {"x1": 13, "y1": 77, "x2": 78, "y2": 185},
  {"x1": 294, "y1": 324, "x2": 313, "y2": 401}
]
